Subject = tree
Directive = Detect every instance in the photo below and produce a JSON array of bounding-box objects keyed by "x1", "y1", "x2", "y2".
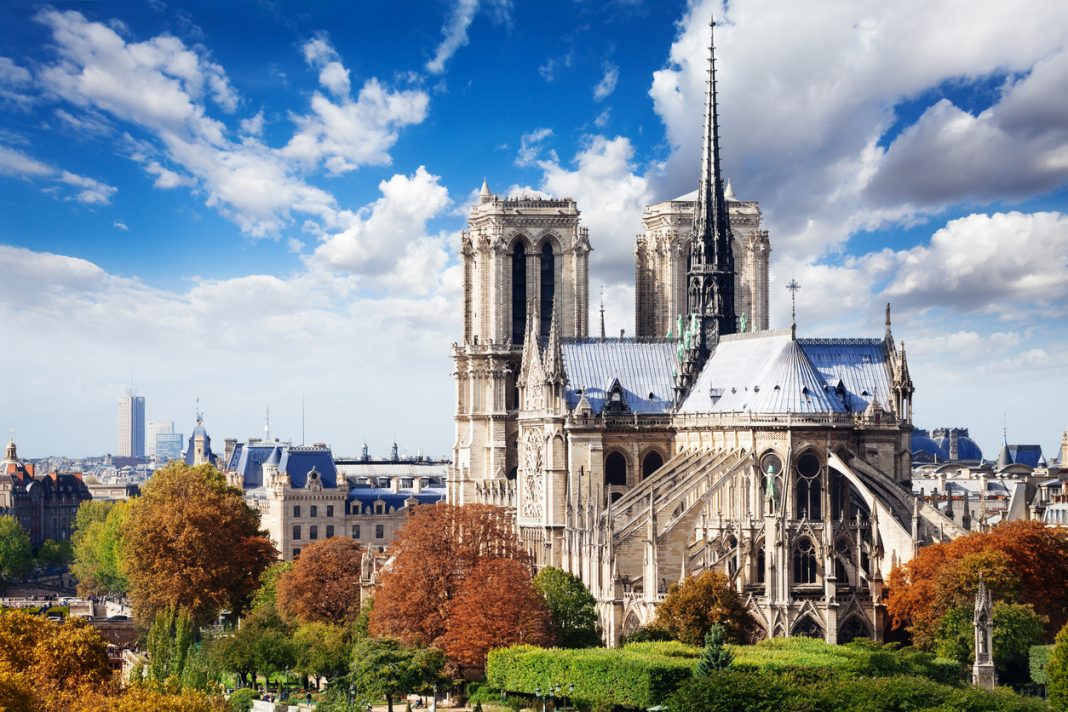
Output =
[
  {"x1": 654, "y1": 570, "x2": 754, "y2": 645},
  {"x1": 350, "y1": 638, "x2": 444, "y2": 712},
  {"x1": 0, "y1": 516, "x2": 32, "y2": 587},
  {"x1": 122, "y1": 462, "x2": 276, "y2": 624},
  {"x1": 146, "y1": 606, "x2": 198, "y2": 683},
  {"x1": 888, "y1": 521, "x2": 1068, "y2": 646},
  {"x1": 31, "y1": 617, "x2": 111, "y2": 688},
  {"x1": 370, "y1": 504, "x2": 526, "y2": 647},
  {"x1": 211, "y1": 607, "x2": 293, "y2": 688},
  {"x1": 71, "y1": 499, "x2": 129, "y2": 596},
  {"x1": 36, "y1": 539, "x2": 73, "y2": 568},
  {"x1": 249, "y1": 561, "x2": 292, "y2": 613},
  {"x1": 934, "y1": 601, "x2": 1046, "y2": 684},
  {"x1": 1045, "y1": 622, "x2": 1068, "y2": 711},
  {"x1": 293, "y1": 622, "x2": 351, "y2": 687},
  {"x1": 533, "y1": 567, "x2": 600, "y2": 648},
  {"x1": 443, "y1": 558, "x2": 554, "y2": 669},
  {"x1": 276, "y1": 537, "x2": 364, "y2": 624},
  {"x1": 695, "y1": 623, "x2": 733, "y2": 676}
]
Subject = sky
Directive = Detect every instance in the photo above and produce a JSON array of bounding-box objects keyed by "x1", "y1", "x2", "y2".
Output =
[{"x1": 1, "y1": 0, "x2": 1067, "y2": 461}]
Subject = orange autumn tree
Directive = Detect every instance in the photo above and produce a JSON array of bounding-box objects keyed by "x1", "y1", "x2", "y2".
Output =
[
  {"x1": 122, "y1": 462, "x2": 277, "y2": 624},
  {"x1": 443, "y1": 557, "x2": 554, "y2": 669},
  {"x1": 370, "y1": 504, "x2": 526, "y2": 648},
  {"x1": 654, "y1": 570, "x2": 754, "y2": 645},
  {"x1": 276, "y1": 536, "x2": 365, "y2": 624},
  {"x1": 887, "y1": 520, "x2": 1068, "y2": 646}
]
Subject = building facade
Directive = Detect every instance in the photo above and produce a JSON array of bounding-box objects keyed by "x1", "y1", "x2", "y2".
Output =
[
  {"x1": 116, "y1": 393, "x2": 145, "y2": 458},
  {"x1": 0, "y1": 438, "x2": 92, "y2": 547},
  {"x1": 227, "y1": 442, "x2": 445, "y2": 561},
  {"x1": 448, "y1": 18, "x2": 957, "y2": 645},
  {"x1": 146, "y1": 421, "x2": 173, "y2": 458}
]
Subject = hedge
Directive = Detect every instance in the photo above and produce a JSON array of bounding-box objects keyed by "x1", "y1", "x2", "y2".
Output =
[
  {"x1": 666, "y1": 671, "x2": 1047, "y2": 712},
  {"x1": 1030, "y1": 644, "x2": 1052, "y2": 685},
  {"x1": 487, "y1": 645, "x2": 695, "y2": 709}
]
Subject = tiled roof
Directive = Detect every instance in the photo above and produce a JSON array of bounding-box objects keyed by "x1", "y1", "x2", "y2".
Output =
[
  {"x1": 561, "y1": 339, "x2": 677, "y2": 414},
  {"x1": 229, "y1": 442, "x2": 339, "y2": 489}
]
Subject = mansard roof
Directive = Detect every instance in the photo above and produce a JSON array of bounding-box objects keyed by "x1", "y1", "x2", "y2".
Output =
[
  {"x1": 561, "y1": 338, "x2": 676, "y2": 415},
  {"x1": 228, "y1": 441, "x2": 339, "y2": 489},
  {"x1": 680, "y1": 329, "x2": 894, "y2": 415}
]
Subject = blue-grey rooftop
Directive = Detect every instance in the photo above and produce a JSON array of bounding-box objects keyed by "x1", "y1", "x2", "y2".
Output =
[
  {"x1": 561, "y1": 339, "x2": 676, "y2": 414},
  {"x1": 680, "y1": 330, "x2": 893, "y2": 414},
  {"x1": 347, "y1": 485, "x2": 446, "y2": 513},
  {"x1": 228, "y1": 441, "x2": 339, "y2": 489}
]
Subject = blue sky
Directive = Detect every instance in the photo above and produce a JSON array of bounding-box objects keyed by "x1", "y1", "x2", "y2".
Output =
[{"x1": 1, "y1": 0, "x2": 1067, "y2": 460}]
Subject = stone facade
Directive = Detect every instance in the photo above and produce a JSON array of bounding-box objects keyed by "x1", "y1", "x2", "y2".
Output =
[{"x1": 0, "y1": 438, "x2": 92, "y2": 547}]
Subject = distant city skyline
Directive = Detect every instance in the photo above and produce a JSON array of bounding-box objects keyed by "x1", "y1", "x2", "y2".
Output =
[
  {"x1": 1, "y1": 0, "x2": 1066, "y2": 458},
  {"x1": 115, "y1": 393, "x2": 145, "y2": 458}
]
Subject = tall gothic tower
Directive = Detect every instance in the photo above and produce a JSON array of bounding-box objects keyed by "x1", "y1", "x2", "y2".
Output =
[
  {"x1": 687, "y1": 17, "x2": 736, "y2": 359},
  {"x1": 448, "y1": 183, "x2": 590, "y2": 505}
]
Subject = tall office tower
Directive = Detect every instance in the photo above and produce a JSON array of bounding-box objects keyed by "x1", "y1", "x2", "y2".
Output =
[
  {"x1": 117, "y1": 393, "x2": 146, "y2": 458},
  {"x1": 147, "y1": 421, "x2": 174, "y2": 458}
]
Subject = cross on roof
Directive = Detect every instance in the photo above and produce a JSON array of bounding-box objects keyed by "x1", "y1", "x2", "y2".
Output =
[{"x1": 786, "y1": 279, "x2": 801, "y2": 326}]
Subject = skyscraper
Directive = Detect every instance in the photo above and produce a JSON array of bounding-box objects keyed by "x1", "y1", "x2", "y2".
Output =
[
  {"x1": 117, "y1": 392, "x2": 146, "y2": 458},
  {"x1": 147, "y1": 420, "x2": 174, "y2": 458}
]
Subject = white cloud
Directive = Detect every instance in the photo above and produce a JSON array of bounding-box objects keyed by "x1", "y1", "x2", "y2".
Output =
[
  {"x1": 515, "y1": 127, "x2": 553, "y2": 167},
  {"x1": 0, "y1": 56, "x2": 33, "y2": 105},
  {"x1": 0, "y1": 145, "x2": 116, "y2": 204},
  {"x1": 426, "y1": 0, "x2": 480, "y2": 75},
  {"x1": 113, "y1": 220, "x2": 128, "y2": 231},
  {"x1": 239, "y1": 110, "x2": 264, "y2": 137},
  {"x1": 310, "y1": 166, "x2": 451, "y2": 282},
  {"x1": 538, "y1": 51, "x2": 572, "y2": 82},
  {"x1": 0, "y1": 242, "x2": 460, "y2": 458},
  {"x1": 593, "y1": 62, "x2": 619, "y2": 102},
  {"x1": 34, "y1": 11, "x2": 427, "y2": 236}
]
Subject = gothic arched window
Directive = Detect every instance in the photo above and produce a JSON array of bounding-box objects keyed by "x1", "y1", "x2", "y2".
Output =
[
  {"x1": 756, "y1": 540, "x2": 766, "y2": 584},
  {"x1": 642, "y1": 451, "x2": 664, "y2": 480},
  {"x1": 512, "y1": 242, "x2": 527, "y2": 344},
  {"x1": 605, "y1": 452, "x2": 627, "y2": 487},
  {"x1": 793, "y1": 537, "x2": 818, "y2": 584},
  {"x1": 540, "y1": 241, "x2": 555, "y2": 341},
  {"x1": 795, "y1": 451, "x2": 822, "y2": 520}
]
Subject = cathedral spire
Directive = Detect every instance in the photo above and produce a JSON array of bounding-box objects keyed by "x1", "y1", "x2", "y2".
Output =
[
  {"x1": 686, "y1": 15, "x2": 736, "y2": 362},
  {"x1": 544, "y1": 300, "x2": 565, "y2": 382}
]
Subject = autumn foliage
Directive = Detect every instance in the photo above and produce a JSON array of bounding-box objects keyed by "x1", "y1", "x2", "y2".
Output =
[
  {"x1": 654, "y1": 570, "x2": 754, "y2": 645},
  {"x1": 370, "y1": 503, "x2": 527, "y2": 648},
  {"x1": 887, "y1": 520, "x2": 1068, "y2": 647},
  {"x1": 122, "y1": 462, "x2": 277, "y2": 624},
  {"x1": 276, "y1": 536, "x2": 365, "y2": 624},
  {"x1": 443, "y1": 557, "x2": 554, "y2": 668}
]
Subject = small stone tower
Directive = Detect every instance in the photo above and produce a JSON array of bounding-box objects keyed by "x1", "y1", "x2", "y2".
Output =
[{"x1": 972, "y1": 576, "x2": 996, "y2": 689}]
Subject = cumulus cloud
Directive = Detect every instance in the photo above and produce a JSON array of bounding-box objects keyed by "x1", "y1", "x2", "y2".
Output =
[
  {"x1": 0, "y1": 145, "x2": 117, "y2": 204},
  {"x1": 593, "y1": 62, "x2": 619, "y2": 102},
  {"x1": 33, "y1": 11, "x2": 427, "y2": 236},
  {"x1": 0, "y1": 56, "x2": 33, "y2": 106},
  {"x1": 113, "y1": 220, "x2": 129, "y2": 231},
  {"x1": 310, "y1": 166, "x2": 451, "y2": 284},
  {"x1": 426, "y1": 0, "x2": 479, "y2": 75},
  {"x1": 515, "y1": 128, "x2": 553, "y2": 167}
]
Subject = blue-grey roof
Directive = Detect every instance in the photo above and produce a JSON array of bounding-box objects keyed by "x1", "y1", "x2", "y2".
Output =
[
  {"x1": 1006, "y1": 445, "x2": 1044, "y2": 468},
  {"x1": 183, "y1": 424, "x2": 215, "y2": 465},
  {"x1": 680, "y1": 330, "x2": 891, "y2": 414},
  {"x1": 561, "y1": 339, "x2": 676, "y2": 414},
  {"x1": 347, "y1": 486, "x2": 446, "y2": 512},
  {"x1": 229, "y1": 442, "x2": 339, "y2": 489}
]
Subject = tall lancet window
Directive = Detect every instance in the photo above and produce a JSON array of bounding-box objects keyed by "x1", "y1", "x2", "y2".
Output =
[
  {"x1": 512, "y1": 242, "x2": 527, "y2": 344},
  {"x1": 540, "y1": 241, "x2": 555, "y2": 341}
]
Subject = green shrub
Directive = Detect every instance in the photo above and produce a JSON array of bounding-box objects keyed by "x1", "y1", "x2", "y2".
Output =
[
  {"x1": 487, "y1": 644, "x2": 695, "y2": 709},
  {"x1": 618, "y1": 625, "x2": 672, "y2": 646},
  {"x1": 1030, "y1": 645, "x2": 1052, "y2": 686},
  {"x1": 228, "y1": 688, "x2": 254, "y2": 712}
]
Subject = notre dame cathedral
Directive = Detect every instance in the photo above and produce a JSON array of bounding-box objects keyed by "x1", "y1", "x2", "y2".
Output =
[{"x1": 448, "y1": 18, "x2": 958, "y2": 645}]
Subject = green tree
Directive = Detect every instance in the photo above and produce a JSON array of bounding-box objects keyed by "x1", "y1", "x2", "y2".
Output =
[
  {"x1": 0, "y1": 516, "x2": 32, "y2": 588},
  {"x1": 249, "y1": 562, "x2": 292, "y2": 613},
  {"x1": 695, "y1": 623, "x2": 733, "y2": 676},
  {"x1": 212, "y1": 607, "x2": 292, "y2": 688},
  {"x1": 293, "y1": 622, "x2": 351, "y2": 687},
  {"x1": 146, "y1": 605, "x2": 198, "y2": 683},
  {"x1": 935, "y1": 601, "x2": 1046, "y2": 684},
  {"x1": 1048, "y1": 622, "x2": 1068, "y2": 711},
  {"x1": 533, "y1": 567, "x2": 600, "y2": 648},
  {"x1": 71, "y1": 499, "x2": 129, "y2": 596},
  {"x1": 350, "y1": 638, "x2": 444, "y2": 712},
  {"x1": 36, "y1": 539, "x2": 73, "y2": 568}
]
